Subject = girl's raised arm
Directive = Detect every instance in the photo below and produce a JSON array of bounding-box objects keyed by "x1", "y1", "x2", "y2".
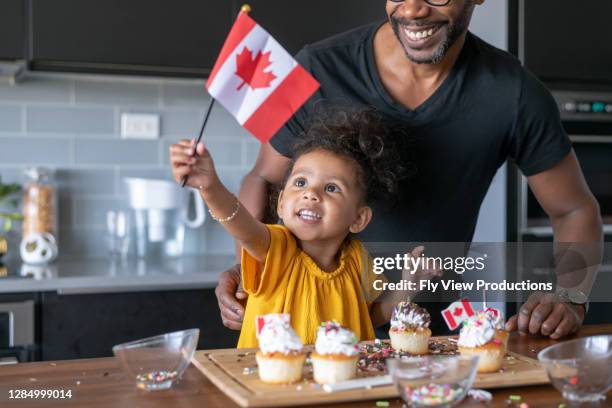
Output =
[{"x1": 170, "y1": 139, "x2": 270, "y2": 261}]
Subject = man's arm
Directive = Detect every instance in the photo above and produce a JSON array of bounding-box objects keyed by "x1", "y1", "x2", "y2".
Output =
[
  {"x1": 215, "y1": 143, "x2": 291, "y2": 330},
  {"x1": 506, "y1": 151, "x2": 603, "y2": 338}
]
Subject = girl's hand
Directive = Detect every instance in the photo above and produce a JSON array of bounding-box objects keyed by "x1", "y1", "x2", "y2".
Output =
[
  {"x1": 402, "y1": 246, "x2": 444, "y2": 283},
  {"x1": 169, "y1": 139, "x2": 219, "y2": 191}
]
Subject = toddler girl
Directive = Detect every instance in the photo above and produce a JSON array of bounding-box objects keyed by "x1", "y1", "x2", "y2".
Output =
[{"x1": 170, "y1": 109, "x2": 410, "y2": 347}]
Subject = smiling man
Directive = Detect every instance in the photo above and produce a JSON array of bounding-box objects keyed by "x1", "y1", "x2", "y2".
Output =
[{"x1": 215, "y1": 0, "x2": 602, "y2": 339}]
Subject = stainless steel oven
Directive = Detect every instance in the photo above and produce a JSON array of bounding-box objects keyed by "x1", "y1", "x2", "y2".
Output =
[
  {"x1": 518, "y1": 90, "x2": 612, "y2": 238},
  {"x1": 0, "y1": 300, "x2": 36, "y2": 363}
]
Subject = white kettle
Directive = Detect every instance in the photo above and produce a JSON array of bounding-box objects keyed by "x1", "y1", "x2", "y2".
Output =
[{"x1": 124, "y1": 178, "x2": 206, "y2": 258}]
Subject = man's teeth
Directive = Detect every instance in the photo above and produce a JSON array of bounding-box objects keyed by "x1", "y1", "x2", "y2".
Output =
[
  {"x1": 405, "y1": 28, "x2": 435, "y2": 41},
  {"x1": 298, "y1": 210, "x2": 321, "y2": 221}
]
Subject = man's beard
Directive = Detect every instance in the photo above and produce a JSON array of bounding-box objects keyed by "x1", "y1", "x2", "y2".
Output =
[{"x1": 390, "y1": 1, "x2": 474, "y2": 64}]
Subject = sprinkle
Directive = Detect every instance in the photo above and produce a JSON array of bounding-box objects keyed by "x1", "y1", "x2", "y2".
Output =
[
  {"x1": 242, "y1": 367, "x2": 255, "y2": 375},
  {"x1": 76, "y1": 380, "x2": 81, "y2": 385},
  {"x1": 405, "y1": 383, "x2": 463, "y2": 406},
  {"x1": 49, "y1": 362, "x2": 57, "y2": 366},
  {"x1": 136, "y1": 370, "x2": 178, "y2": 384},
  {"x1": 519, "y1": 404, "x2": 529, "y2": 408},
  {"x1": 296, "y1": 385, "x2": 303, "y2": 391},
  {"x1": 509, "y1": 395, "x2": 521, "y2": 401},
  {"x1": 376, "y1": 401, "x2": 390, "y2": 407},
  {"x1": 569, "y1": 376, "x2": 578, "y2": 385}
]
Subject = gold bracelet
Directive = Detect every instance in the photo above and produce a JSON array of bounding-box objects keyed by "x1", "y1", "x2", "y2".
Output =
[{"x1": 207, "y1": 193, "x2": 240, "y2": 223}]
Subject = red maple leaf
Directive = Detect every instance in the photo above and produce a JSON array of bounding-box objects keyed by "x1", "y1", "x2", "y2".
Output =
[
  {"x1": 235, "y1": 46, "x2": 277, "y2": 91},
  {"x1": 453, "y1": 307, "x2": 464, "y2": 317}
]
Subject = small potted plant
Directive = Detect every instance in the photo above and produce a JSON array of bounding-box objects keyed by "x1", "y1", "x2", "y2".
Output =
[{"x1": 0, "y1": 180, "x2": 23, "y2": 259}]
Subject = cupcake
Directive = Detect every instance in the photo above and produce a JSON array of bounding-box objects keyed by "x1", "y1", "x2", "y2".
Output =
[
  {"x1": 255, "y1": 315, "x2": 305, "y2": 384},
  {"x1": 457, "y1": 311, "x2": 507, "y2": 373},
  {"x1": 389, "y1": 301, "x2": 431, "y2": 354},
  {"x1": 311, "y1": 321, "x2": 359, "y2": 384}
]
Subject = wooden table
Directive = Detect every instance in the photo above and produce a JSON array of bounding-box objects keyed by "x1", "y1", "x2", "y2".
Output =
[{"x1": 1, "y1": 325, "x2": 610, "y2": 408}]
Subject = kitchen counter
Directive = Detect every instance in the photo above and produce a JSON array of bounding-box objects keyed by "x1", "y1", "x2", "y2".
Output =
[
  {"x1": 0, "y1": 256, "x2": 235, "y2": 294},
  {"x1": 1, "y1": 324, "x2": 611, "y2": 407}
]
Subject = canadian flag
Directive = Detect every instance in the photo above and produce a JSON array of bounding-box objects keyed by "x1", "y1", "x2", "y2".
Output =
[
  {"x1": 255, "y1": 313, "x2": 290, "y2": 338},
  {"x1": 441, "y1": 298, "x2": 476, "y2": 330},
  {"x1": 206, "y1": 9, "x2": 320, "y2": 143}
]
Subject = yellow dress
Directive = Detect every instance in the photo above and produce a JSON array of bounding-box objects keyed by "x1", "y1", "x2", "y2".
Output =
[{"x1": 237, "y1": 224, "x2": 381, "y2": 348}]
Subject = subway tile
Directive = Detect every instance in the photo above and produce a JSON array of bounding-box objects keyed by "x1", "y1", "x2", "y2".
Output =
[
  {"x1": 244, "y1": 141, "x2": 260, "y2": 168},
  {"x1": 0, "y1": 137, "x2": 72, "y2": 164},
  {"x1": 0, "y1": 168, "x2": 24, "y2": 184},
  {"x1": 161, "y1": 104, "x2": 251, "y2": 140},
  {"x1": 0, "y1": 76, "x2": 71, "y2": 103},
  {"x1": 162, "y1": 82, "x2": 208, "y2": 107},
  {"x1": 0, "y1": 104, "x2": 23, "y2": 132},
  {"x1": 55, "y1": 168, "x2": 116, "y2": 196},
  {"x1": 161, "y1": 139, "x2": 242, "y2": 168},
  {"x1": 75, "y1": 139, "x2": 158, "y2": 165},
  {"x1": 216, "y1": 169, "x2": 247, "y2": 194},
  {"x1": 73, "y1": 197, "x2": 123, "y2": 228},
  {"x1": 58, "y1": 227, "x2": 107, "y2": 258},
  {"x1": 75, "y1": 80, "x2": 159, "y2": 106},
  {"x1": 208, "y1": 105, "x2": 252, "y2": 140},
  {"x1": 27, "y1": 105, "x2": 114, "y2": 135},
  {"x1": 161, "y1": 109, "x2": 204, "y2": 137},
  {"x1": 58, "y1": 195, "x2": 74, "y2": 228}
]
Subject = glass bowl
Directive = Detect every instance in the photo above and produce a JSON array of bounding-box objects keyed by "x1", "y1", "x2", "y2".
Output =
[
  {"x1": 387, "y1": 355, "x2": 479, "y2": 407},
  {"x1": 112, "y1": 328, "x2": 200, "y2": 391},
  {"x1": 538, "y1": 335, "x2": 612, "y2": 403}
]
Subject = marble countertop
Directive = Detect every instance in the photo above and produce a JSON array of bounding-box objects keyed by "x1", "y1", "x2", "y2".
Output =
[{"x1": 0, "y1": 255, "x2": 236, "y2": 294}]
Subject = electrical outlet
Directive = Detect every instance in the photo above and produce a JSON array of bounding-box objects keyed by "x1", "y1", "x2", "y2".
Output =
[{"x1": 120, "y1": 113, "x2": 160, "y2": 139}]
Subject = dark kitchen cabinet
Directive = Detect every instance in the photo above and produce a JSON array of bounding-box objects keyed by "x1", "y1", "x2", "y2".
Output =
[
  {"x1": 240, "y1": 0, "x2": 387, "y2": 56},
  {"x1": 31, "y1": 0, "x2": 233, "y2": 77},
  {"x1": 0, "y1": 0, "x2": 26, "y2": 60},
  {"x1": 29, "y1": 0, "x2": 387, "y2": 77},
  {"x1": 40, "y1": 289, "x2": 239, "y2": 360}
]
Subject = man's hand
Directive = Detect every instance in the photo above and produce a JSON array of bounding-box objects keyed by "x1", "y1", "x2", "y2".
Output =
[
  {"x1": 402, "y1": 246, "x2": 444, "y2": 283},
  {"x1": 505, "y1": 292, "x2": 585, "y2": 339},
  {"x1": 215, "y1": 264, "x2": 248, "y2": 330}
]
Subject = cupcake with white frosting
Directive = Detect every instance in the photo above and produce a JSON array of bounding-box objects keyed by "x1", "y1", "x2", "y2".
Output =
[
  {"x1": 458, "y1": 311, "x2": 507, "y2": 373},
  {"x1": 311, "y1": 321, "x2": 359, "y2": 384},
  {"x1": 389, "y1": 301, "x2": 431, "y2": 354},
  {"x1": 255, "y1": 315, "x2": 305, "y2": 384}
]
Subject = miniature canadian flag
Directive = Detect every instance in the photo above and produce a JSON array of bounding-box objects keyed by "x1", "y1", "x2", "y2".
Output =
[
  {"x1": 255, "y1": 313, "x2": 291, "y2": 338},
  {"x1": 206, "y1": 8, "x2": 319, "y2": 143},
  {"x1": 441, "y1": 298, "x2": 476, "y2": 330}
]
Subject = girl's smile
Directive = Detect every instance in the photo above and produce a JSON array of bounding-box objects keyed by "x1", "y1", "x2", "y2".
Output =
[{"x1": 278, "y1": 149, "x2": 371, "y2": 245}]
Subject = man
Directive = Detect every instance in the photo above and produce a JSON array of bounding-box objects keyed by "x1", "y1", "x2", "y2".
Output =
[{"x1": 215, "y1": 0, "x2": 602, "y2": 339}]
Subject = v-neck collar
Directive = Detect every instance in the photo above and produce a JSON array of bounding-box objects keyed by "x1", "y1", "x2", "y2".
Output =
[{"x1": 365, "y1": 21, "x2": 474, "y2": 118}]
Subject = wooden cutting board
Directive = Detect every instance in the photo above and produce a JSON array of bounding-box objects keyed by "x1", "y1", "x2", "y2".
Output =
[{"x1": 191, "y1": 338, "x2": 549, "y2": 407}]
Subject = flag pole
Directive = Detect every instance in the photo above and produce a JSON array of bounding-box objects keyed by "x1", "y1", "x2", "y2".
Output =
[
  {"x1": 482, "y1": 289, "x2": 487, "y2": 311},
  {"x1": 181, "y1": 97, "x2": 215, "y2": 188},
  {"x1": 182, "y1": 4, "x2": 252, "y2": 188}
]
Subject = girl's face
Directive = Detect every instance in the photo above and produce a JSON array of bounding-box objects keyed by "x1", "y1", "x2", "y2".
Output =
[{"x1": 277, "y1": 150, "x2": 372, "y2": 243}]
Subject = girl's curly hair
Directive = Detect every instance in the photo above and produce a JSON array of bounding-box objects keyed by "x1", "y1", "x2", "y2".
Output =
[{"x1": 286, "y1": 107, "x2": 414, "y2": 204}]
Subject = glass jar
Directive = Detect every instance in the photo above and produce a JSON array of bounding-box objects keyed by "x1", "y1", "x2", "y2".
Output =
[{"x1": 22, "y1": 168, "x2": 58, "y2": 239}]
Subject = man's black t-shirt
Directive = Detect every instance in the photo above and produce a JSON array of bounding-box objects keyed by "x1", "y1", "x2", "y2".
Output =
[{"x1": 270, "y1": 22, "x2": 572, "y2": 243}]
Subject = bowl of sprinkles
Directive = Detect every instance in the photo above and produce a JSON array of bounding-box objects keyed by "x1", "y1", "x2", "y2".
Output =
[
  {"x1": 113, "y1": 329, "x2": 199, "y2": 391},
  {"x1": 386, "y1": 355, "x2": 479, "y2": 407}
]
